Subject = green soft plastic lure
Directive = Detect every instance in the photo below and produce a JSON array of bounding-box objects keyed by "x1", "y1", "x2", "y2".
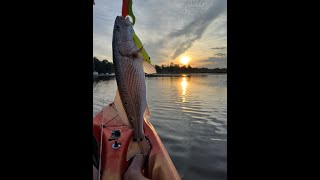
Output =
[
  {"x1": 133, "y1": 32, "x2": 151, "y2": 64},
  {"x1": 122, "y1": 0, "x2": 152, "y2": 64}
]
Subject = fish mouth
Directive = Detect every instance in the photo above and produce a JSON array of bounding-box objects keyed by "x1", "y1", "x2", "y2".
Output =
[
  {"x1": 115, "y1": 16, "x2": 132, "y2": 25},
  {"x1": 116, "y1": 16, "x2": 130, "y2": 21}
]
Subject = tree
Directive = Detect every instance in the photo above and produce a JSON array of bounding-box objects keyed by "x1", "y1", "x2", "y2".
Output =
[
  {"x1": 93, "y1": 57, "x2": 114, "y2": 74},
  {"x1": 155, "y1": 65, "x2": 161, "y2": 73}
]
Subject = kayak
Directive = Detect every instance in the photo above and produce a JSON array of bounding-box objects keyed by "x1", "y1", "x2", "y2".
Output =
[{"x1": 93, "y1": 103, "x2": 181, "y2": 180}]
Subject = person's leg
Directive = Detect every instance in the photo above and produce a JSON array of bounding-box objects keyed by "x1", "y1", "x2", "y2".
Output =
[
  {"x1": 93, "y1": 136, "x2": 99, "y2": 180},
  {"x1": 124, "y1": 154, "x2": 151, "y2": 180},
  {"x1": 93, "y1": 165, "x2": 98, "y2": 180}
]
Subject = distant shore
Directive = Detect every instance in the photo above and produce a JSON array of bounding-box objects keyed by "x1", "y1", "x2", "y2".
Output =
[
  {"x1": 93, "y1": 72, "x2": 227, "y2": 81},
  {"x1": 93, "y1": 57, "x2": 227, "y2": 77},
  {"x1": 145, "y1": 73, "x2": 226, "y2": 77}
]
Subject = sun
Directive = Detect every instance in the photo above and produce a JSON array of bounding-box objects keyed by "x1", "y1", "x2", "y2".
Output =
[{"x1": 180, "y1": 56, "x2": 190, "y2": 65}]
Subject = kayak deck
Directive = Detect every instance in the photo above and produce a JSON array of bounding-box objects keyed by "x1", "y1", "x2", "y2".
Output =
[{"x1": 93, "y1": 103, "x2": 180, "y2": 180}]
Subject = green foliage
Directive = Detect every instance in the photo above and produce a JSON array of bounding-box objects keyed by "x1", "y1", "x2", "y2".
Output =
[{"x1": 93, "y1": 57, "x2": 114, "y2": 74}]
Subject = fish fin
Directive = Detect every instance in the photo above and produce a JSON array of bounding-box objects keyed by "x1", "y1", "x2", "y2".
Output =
[
  {"x1": 144, "y1": 103, "x2": 151, "y2": 120},
  {"x1": 143, "y1": 60, "x2": 157, "y2": 74},
  {"x1": 126, "y1": 137, "x2": 151, "y2": 161},
  {"x1": 114, "y1": 90, "x2": 132, "y2": 128}
]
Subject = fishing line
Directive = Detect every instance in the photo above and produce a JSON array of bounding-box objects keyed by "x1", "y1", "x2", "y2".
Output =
[
  {"x1": 98, "y1": 107, "x2": 105, "y2": 180},
  {"x1": 110, "y1": 103, "x2": 132, "y2": 128},
  {"x1": 103, "y1": 114, "x2": 119, "y2": 126}
]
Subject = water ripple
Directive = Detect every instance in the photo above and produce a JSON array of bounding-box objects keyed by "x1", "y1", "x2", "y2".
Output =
[{"x1": 93, "y1": 74, "x2": 227, "y2": 180}]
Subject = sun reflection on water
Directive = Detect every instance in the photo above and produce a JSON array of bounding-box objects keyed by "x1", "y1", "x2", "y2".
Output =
[{"x1": 181, "y1": 77, "x2": 188, "y2": 102}]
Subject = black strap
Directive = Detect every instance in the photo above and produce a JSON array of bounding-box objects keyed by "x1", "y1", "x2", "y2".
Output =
[{"x1": 93, "y1": 136, "x2": 99, "y2": 169}]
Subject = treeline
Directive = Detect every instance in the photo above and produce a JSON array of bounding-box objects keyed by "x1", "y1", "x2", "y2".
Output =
[
  {"x1": 93, "y1": 57, "x2": 227, "y2": 74},
  {"x1": 93, "y1": 57, "x2": 114, "y2": 74},
  {"x1": 155, "y1": 63, "x2": 227, "y2": 74}
]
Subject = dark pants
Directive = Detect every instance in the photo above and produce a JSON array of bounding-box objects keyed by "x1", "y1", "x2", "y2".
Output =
[{"x1": 93, "y1": 136, "x2": 99, "y2": 169}]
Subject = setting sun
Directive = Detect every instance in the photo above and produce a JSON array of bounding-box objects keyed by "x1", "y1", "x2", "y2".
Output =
[{"x1": 180, "y1": 56, "x2": 190, "y2": 65}]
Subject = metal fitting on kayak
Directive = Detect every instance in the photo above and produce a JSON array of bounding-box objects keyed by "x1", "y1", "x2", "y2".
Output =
[
  {"x1": 109, "y1": 130, "x2": 121, "y2": 149},
  {"x1": 111, "y1": 129, "x2": 121, "y2": 138},
  {"x1": 112, "y1": 141, "x2": 121, "y2": 149}
]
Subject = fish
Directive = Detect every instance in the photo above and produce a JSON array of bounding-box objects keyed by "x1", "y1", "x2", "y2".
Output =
[{"x1": 112, "y1": 16, "x2": 156, "y2": 161}]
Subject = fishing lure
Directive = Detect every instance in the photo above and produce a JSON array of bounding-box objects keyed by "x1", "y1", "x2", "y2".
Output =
[
  {"x1": 122, "y1": 0, "x2": 152, "y2": 64},
  {"x1": 122, "y1": 0, "x2": 135, "y2": 25}
]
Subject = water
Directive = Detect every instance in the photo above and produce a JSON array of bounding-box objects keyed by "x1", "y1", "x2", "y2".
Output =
[{"x1": 93, "y1": 74, "x2": 227, "y2": 180}]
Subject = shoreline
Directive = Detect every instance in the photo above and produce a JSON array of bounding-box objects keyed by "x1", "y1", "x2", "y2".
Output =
[
  {"x1": 93, "y1": 73, "x2": 227, "y2": 81},
  {"x1": 145, "y1": 73, "x2": 226, "y2": 77}
]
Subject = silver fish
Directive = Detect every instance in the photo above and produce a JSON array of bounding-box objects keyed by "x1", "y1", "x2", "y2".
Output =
[{"x1": 112, "y1": 16, "x2": 155, "y2": 160}]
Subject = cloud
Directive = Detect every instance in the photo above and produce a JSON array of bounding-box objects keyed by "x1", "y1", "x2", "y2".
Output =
[
  {"x1": 169, "y1": 0, "x2": 227, "y2": 60},
  {"x1": 198, "y1": 56, "x2": 227, "y2": 68},
  {"x1": 215, "y1": 53, "x2": 227, "y2": 57},
  {"x1": 211, "y1": 47, "x2": 226, "y2": 50},
  {"x1": 93, "y1": 0, "x2": 227, "y2": 67}
]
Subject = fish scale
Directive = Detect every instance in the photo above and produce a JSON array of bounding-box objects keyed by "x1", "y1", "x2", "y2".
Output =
[{"x1": 113, "y1": 49, "x2": 146, "y2": 138}]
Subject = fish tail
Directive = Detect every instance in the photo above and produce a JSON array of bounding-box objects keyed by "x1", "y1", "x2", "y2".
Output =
[{"x1": 126, "y1": 136, "x2": 151, "y2": 161}]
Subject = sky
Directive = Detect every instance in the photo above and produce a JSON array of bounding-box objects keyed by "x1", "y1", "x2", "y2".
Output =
[{"x1": 93, "y1": 0, "x2": 227, "y2": 68}]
